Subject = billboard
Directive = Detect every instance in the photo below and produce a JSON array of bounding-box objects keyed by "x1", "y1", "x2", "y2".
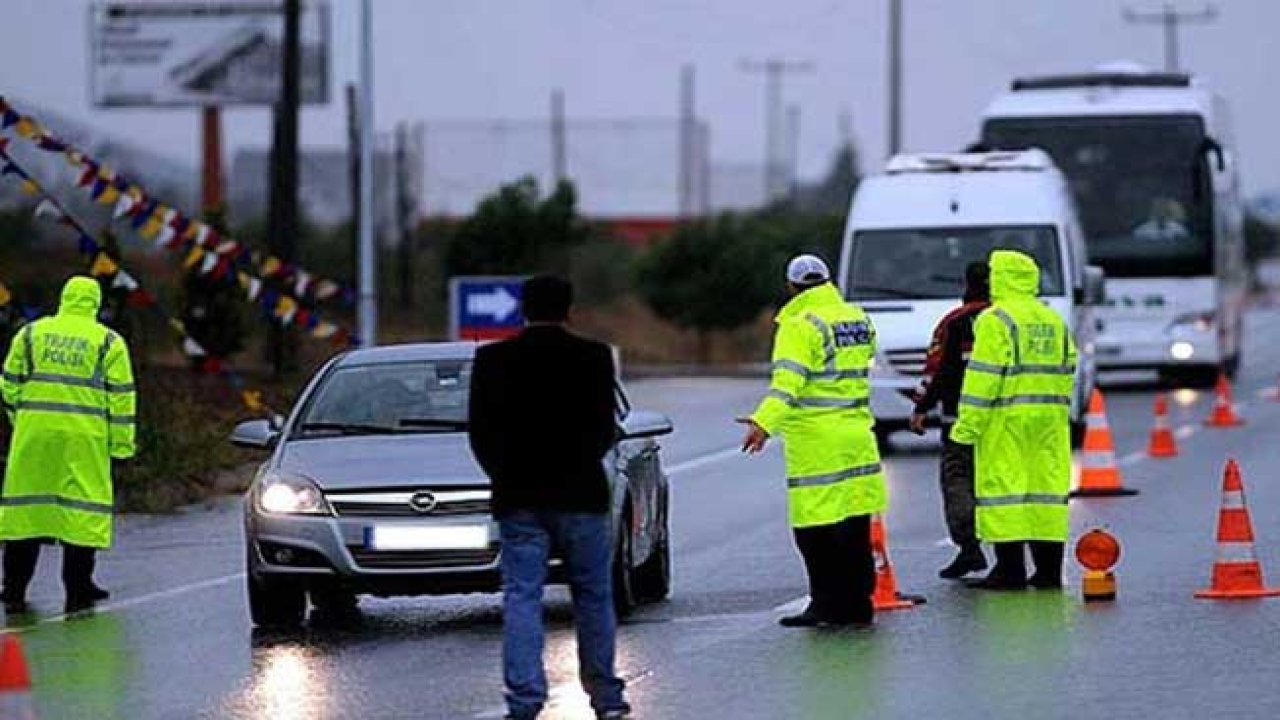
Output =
[{"x1": 90, "y1": 2, "x2": 330, "y2": 107}]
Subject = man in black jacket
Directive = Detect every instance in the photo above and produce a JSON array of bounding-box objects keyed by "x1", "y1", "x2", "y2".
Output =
[
  {"x1": 468, "y1": 275, "x2": 629, "y2": 720},
  {"x1": 909, "y1": 261, "x2": 990, "y2": 579}
]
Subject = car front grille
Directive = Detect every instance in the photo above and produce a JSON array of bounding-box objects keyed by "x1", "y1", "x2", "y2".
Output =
[
  {"x1": 326, "y1": 488, "x2": 491, "y2": 518},
  {"x1": 348, "y1": 547, "x2": 498, "y2": 570},
  {"x1": 885, "y1": 348, "x2": 928, "y2": 377}
]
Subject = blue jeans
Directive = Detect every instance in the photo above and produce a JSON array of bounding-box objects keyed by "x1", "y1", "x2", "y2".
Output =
[{"x1": 498, "y1": 510, "x2": 628, "y2": 719}]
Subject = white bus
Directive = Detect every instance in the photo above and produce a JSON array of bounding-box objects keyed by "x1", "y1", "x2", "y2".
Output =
[{"x1": 980, "y1": 65, "x2": 1246, "y2": 386}]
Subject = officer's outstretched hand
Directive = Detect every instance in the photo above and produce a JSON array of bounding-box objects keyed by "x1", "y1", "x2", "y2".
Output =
[{"x1": 736, "y1": 417, "x2": 769, "y2": 454}]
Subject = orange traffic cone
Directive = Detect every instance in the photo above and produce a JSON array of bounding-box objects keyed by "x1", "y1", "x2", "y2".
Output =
[
  {"x1": 1204, "y1": 373, "x2": 1243, "y2": 427},
  {"x1": 1071, "y1": 389, "x2": 1138, "y2": 497},
  {"x1": 0, "y1": 634, "x2": 36, "y2": 720},
  {"x1": 870, "y1": 515, "x2": 923, "y2": 611},
  {"x1": 1195, "y1": 460, "x2": 1280, "y2": 600},
  {"x1": 1146, "y1": 393, "x2": 1178, "y2": 458}
]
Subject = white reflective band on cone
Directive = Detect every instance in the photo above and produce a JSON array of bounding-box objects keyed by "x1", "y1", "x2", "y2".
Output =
[
  {"x1": 1082, "y1": 451, "x2": 1115, "y2": 467},
  {"x1": 1220, "y1": 490, "x2": 1246, "y2": 510},
  {"x1": 1215, "y1": 543, "x2": 1260, "y2": 563}
]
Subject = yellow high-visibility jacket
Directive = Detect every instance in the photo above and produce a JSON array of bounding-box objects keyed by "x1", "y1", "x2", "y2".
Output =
[
  {"x1": 0, "y1": 277, "x2": 136, "y2": 548},
  {"x1": 752, "y1": 282, "x2": 887, "y2": 528},
  {"x1": 951, "y1": 251, "x2": 1076, "y2": 542}
]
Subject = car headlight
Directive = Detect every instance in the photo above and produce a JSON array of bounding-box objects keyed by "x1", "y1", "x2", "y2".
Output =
[
  {"x1": 257, "y1": 474, "x2": 331, "y2": 515},
  {"x1": 1168, "y1": 311, "x2": 1215, "y2": 333}
]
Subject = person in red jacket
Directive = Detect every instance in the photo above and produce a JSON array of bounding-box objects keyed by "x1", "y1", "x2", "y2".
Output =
[{"x1": 909, "y1": 262, "x2": 991, "y2": 579}]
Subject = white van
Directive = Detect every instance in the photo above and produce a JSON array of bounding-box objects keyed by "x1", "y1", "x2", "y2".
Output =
[{"x1": 836, "y1": 150, "x2": 1103, "y2": 447}]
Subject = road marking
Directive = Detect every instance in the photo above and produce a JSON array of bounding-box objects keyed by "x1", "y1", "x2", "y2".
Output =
[
  {"x1": 1117, "y1": 450, "x2": 1146, "y2": 467},
  {"x1": 21, "y1": 572, "x2": 244, "y2": 628},
  {"x1": 667, "y1": 446, "x2": 748, "y2": 476}
]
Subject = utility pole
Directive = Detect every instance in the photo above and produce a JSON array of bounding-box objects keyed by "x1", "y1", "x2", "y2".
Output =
[
  {"x1": 550, "y1": 88, "x2": 567, "y2": 185},
  {"x1": 785, "y1": 104, "x2": 801, "y2": 202},
  {"x1": 266, "y1": 0, "x2": 301, "y2": 375},
  {"x1": 1122, "y1": 3, "x2": 1218, "y2": 72},
  {"x1": 678, "y1": 64, "x2": 697, "y2": 218},
  {"x1": 886, "y1": 0, "x2": 903, "y2": 159},
  {"x1": 358, "y1": 0, "x2": 377, "y2": 347},
  {"x1": 346, "y1": 83, "x2": 360, "y2": 290},
  {"x1": 740, "y1": 58, "x2": 813, "y2": 203}
]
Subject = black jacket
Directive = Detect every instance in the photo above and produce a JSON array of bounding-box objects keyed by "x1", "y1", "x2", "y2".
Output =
[{"x1": 468, "y1": 326, "x2": 618, "y2": 515}]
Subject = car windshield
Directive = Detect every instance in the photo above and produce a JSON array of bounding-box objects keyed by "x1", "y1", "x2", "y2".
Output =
[
  {"x1": 982, "y1": 115, "x2": 1213, "y2": 278},
  {"x1": 846, "y1": 225, "x2": 1064, "y2": 300},
  {"x1": 295, "y1": 359, "x2": 472, "y2": 436}
]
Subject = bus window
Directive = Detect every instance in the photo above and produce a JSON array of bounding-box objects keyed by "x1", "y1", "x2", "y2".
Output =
[{"x1": 982, "y1": 115, "x2": 1212, "y2": 278}]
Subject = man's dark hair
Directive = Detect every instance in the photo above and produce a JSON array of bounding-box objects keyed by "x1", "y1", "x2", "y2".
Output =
[
  {"x1": 964, "y1": 261, "x2": 990, "y2": 302},
  {"x1": 521, "y1": 275, "x2": 574, "y2": 323}
]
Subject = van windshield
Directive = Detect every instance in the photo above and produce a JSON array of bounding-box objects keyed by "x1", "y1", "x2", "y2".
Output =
[{"x1": 846, "y1": 226, "x2": 1065, "y2": 300}]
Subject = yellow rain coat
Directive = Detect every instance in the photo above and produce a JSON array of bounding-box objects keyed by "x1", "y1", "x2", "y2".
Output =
[{"x1": 0, "y1": 277, "x2": 136, "y2": 548}]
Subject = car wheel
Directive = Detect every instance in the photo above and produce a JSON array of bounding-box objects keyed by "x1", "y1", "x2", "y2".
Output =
[
  {"x1": 310, "y1": 586, "x2": 360, "y2": 618},
  {"x1": 612, "y1": 510, "x2": 638, "y2": 619},
  {"x1": 633, "y1": 496, "x2": 672, "y2": 603},
  {"x1": 248, "y1": 571, "x2": 307, "y2": 629}
]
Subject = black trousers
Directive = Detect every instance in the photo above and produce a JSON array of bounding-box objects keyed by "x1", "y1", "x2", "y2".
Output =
[
  {"x1": 991, "y1": 540, "x2": 1064, "y2": 583},
  {"x1": 939, "y1": 426, "x2": 979, "y2": 551},
  {"x1": 792, "y1": 514, "x2": 875, "y2": 623},
  {"x1": 2, "y1": 539, "x2": 96, "y2": 599}
]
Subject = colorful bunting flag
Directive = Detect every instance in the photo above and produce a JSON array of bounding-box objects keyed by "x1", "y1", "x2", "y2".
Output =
[
  {"x1": 111, "y1": 270, "x2": 140, "y2": 292},
  {"x1": 112, "y1": 193, "x2": 136, "y2": 219},
  {"x1": 33, "y1": 199, "x2": 64, "y2": 224},
  {"x1": 181, "y1": 337, "x2": 207, "y2": 358},
  {"x1": 89, "y1": 252, "x2": 120, "y2": 278}
]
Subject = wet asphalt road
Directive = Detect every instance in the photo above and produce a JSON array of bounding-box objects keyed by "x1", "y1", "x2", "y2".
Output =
[{"x1": 15, "y1": 310, "x2": 1280, "y2": 719}]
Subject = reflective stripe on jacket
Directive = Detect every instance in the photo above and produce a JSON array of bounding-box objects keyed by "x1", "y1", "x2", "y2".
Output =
[
  {"x1": 751, "y1": 282, "x2": 887, "y2": 528},
  {"x1": 951, "y1": 251, "x2": 1075, "y2": 543},
  {"x1": 0, "y1": 277, "x2": 136, "y2": 548}
]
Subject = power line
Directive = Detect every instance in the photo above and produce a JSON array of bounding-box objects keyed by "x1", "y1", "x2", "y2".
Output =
[
  {"x1": 740, "y1": 58, "x2": 813, "y2": 202},
  {"x1": 1122, "y1": 3, "x2": 1218, "y2": 72}
]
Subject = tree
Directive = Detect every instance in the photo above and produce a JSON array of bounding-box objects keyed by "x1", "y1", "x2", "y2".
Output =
[
  {"x1": 444, "y1": 177, "x2": 594, "y2": 277},
  {"x1": 634, "y1": 214, "x2": 779, "y2": 360}
]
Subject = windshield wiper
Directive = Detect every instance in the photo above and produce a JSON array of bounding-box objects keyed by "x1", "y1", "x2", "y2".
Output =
[
  {"x1": 852, "y1": 285, "x2": 927, "y2": 299},
  {"x1": 298, "y1": 421, "x2": 397, "y2": 436},
  {"x1": 398, "y1": 418, "x2": 469, "y2": 432}
]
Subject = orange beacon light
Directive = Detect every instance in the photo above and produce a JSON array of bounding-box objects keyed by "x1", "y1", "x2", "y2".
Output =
[{"x1": 1076, "y1": 529, "x2": 1121, "y2": 602}]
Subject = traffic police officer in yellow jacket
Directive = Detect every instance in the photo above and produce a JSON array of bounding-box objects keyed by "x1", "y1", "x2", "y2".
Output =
[
  {"x1": 951, "y1": 250, "x2": 1075, "y2": 590},
  {"x1": 740, "y1": 255, "x2": 887, "y2": 626},
  {"x1": 0, "y1": 276, "x2": 137, "y2": 614}
]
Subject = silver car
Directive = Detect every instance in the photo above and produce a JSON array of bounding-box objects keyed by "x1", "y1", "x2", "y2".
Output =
[{"x1": 231, "y1": 342, "x2": 675, "y2": 628}]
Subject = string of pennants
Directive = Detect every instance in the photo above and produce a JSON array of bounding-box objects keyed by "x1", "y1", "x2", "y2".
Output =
[
  {"x1": 0, "y1": 146, "x2": 273, "y2": 414},
  {"x1": 0, "y1": 95, "x2": 355, "y2": 346}
]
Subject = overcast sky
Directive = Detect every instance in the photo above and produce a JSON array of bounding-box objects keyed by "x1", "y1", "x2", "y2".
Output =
[{"x1": 2, "y1": 0, "x2": 1277, "y2": 196}]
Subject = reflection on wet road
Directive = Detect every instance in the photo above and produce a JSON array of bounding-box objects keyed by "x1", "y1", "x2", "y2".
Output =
[{"x1": 13, "y1": 310, "x2": 1280, "y2": 718}]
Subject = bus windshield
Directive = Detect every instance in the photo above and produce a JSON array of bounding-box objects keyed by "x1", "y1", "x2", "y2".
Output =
[
  {"x1": 982, "y1": 115, "x2": 1212, "y2": 278},
  {"x1": 846, "y1": 225, "x2": 1064, "y2": 301}
]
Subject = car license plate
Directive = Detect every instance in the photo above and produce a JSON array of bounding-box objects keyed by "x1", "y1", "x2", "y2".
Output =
[
  {"x1": 1096, "y1": 344, "x2": 1121, "y2": 357},
  {"x1": 366, "y1": 525, "x2": 490, "y2": 551}
]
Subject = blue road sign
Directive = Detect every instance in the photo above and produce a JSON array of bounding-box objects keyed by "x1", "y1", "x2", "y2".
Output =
[{"x1": 449, "y1": 276, "x2": 525, "y2": 341}]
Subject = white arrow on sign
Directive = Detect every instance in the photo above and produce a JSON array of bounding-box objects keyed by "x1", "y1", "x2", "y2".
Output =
[{"x1": 466, "y1": 287, "x2": 520, "y2": 322}]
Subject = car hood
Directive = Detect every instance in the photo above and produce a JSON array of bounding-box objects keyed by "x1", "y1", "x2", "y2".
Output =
[{"x1": 277, "y1": 433, "x2": 488, "y2": 490}]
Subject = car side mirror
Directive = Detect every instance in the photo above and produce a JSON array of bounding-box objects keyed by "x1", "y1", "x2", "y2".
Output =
[
  {"x1": 231, "y1": 419, "x2": 280, "y2": 450},
  {"x1": 1081, "y1": 265, "x2": 1106, "y2": 306},
  {"x1": 619, "y1": 410, "x2": 674, "y2": 440},
  {"x1": 1202, "y1": 137, "x2": 1226, "y2": 173}
]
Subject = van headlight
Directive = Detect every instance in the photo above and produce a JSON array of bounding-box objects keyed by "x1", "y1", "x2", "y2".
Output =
[
  {"x1": 1167, "y1": 311, "x2": 1215, "y2": 334},
  {"x1": 257, "y1": 474, "x2": 331, "y2": 515}
]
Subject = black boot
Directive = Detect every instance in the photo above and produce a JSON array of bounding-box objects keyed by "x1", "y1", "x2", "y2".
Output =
[
  {"x1": 939, "y1": 546, "x2": 988, "y2": 579},
  {"x1": 967, "y1": 542, "x2": 1028, "y2": 590},
  {"x1": 1028, "y1": 541, "x2": 1065, "y2": 589},
  {"x1": 779, "y1": 605, "x2": 824, "y2": 628},
  {"x1": 0, "y1": 590, "x2": 29, "y2": 615}
]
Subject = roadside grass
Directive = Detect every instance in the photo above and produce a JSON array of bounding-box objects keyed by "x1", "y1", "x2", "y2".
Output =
[{"x1": 114, "y1": 367, "x2": 268, "y2": 513}]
